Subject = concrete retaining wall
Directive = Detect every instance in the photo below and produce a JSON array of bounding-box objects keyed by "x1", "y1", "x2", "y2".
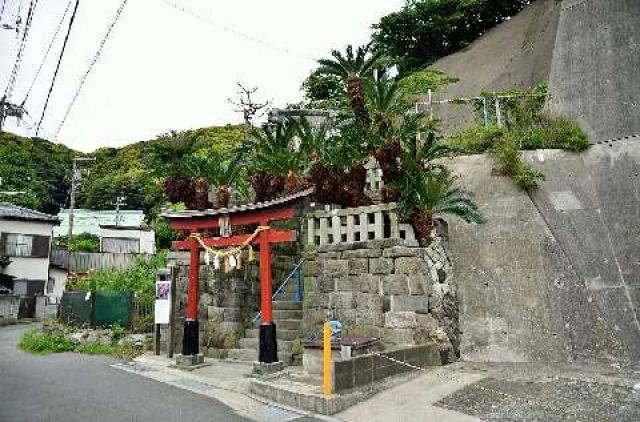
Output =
[
  {"x1": 0, "y1": 295, "x2": 20, "y2": 324},
  {"x1": 548, "y1": 0, "x2": 640, "y2": 142},
  {"x1": 448, "y1": 138, "x2": 640, "y2": 364},
  {"x1": 332, "y1": 344, "x2": 441, "y2": 393}
]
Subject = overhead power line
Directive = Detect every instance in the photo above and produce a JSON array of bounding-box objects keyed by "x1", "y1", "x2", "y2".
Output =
[
  {"x1": 35, "y1": 0, "x2": 80, "y2": 137},
  {"x1": 0, "y1": 0, "x2": 7, "y2": 21},
  {"x1": 53, "y1": 0, "x2": 129, "y2": 140},
  {"x1": 3, "y1": 0, "x2": 39, "y2": 102},
  {"x1": 158, "y1": 0, "x2": 315, "y2": 62},
  {"x1": 22, "y1": 0, "x2": 74, "y2": 107}
]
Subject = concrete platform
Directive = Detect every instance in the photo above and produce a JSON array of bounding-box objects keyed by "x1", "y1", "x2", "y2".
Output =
[{"x1": 249, "y1": 367, "x2": 425, "y2": 415}]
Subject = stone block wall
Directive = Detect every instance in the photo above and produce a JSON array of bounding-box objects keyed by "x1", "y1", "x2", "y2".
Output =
[
  {"x1": 302, "y1": 236, "x2": 459, "y2": 357},
  {"x1": 166, "y1": 230, "x2": 305, "y2": 357},
  {"x1": 167, "y1": 251, "x2": 261, "y2": 357}
]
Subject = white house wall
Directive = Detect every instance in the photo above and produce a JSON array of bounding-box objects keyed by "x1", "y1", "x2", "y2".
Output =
[
  {"x1": 0, "y1": 220, "x2": 54, "y2": 282},
  {"x1": 100, "y1": 228, "x2": 156, "y2": 254}
]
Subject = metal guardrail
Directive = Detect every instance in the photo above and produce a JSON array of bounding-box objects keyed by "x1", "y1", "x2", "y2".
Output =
[{"x1": 250, "y1": 258, "x2": 305, "y2": 327}]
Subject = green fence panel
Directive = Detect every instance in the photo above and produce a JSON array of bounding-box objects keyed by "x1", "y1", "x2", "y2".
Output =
[
  {"x1": 92, "y1": 291, "x2": 133, "y2": 327},
  {"x1": 60, "y1": 291, "x2": 92, "y2": 326}
]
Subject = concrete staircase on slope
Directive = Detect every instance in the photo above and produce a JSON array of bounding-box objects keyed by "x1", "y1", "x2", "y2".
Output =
[{"x1": 227, "y1": 281, "x2": 302, "y2": 364}]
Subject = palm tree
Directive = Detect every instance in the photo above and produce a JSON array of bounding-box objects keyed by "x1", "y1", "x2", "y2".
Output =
[
  {"x1": 368, "y1": 69, "x2": 404, "y2": 138},
  {"x1": 188, "y1": 152, "x2": 249, "y2": 208},
  {"x1": 248, "y1": 119, "x2": 311, "y2": 201},
  {"x1": 395, "y1": 170, "x2": 484, "y2": 243},
  {"x1": 317, "y1": 44, "x2": 380, "y2": 129},
  {"x1": 148, "y1": 132, "x2": 201, "y2": 207}
]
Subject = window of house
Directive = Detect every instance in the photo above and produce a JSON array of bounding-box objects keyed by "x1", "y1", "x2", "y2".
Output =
[
  {"x1": 4, "y1": 233, "x2": 33, "y2": 256},
  {"x1": 1, "y1": 233, "x2": 50, "y2": 258}
]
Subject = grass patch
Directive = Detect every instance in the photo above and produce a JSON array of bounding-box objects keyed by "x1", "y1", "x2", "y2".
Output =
[
  {"x1": 19, "y1": 327, "x2": 74, "y2": 354},
  {"x1": 19, "y1": 327, "x2": 142, "y2": 360}
]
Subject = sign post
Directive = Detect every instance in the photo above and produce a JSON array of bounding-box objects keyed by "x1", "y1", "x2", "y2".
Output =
[{"x1": 154, "y1": 269, "x2": 172, "y2": 355}]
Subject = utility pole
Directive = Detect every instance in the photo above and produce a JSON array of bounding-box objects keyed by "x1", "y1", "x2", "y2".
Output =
[
  {"x1": 112, "y1": 195, "x2": 126, "y2": 226},
  {"x1": 67, "y1": 157, "x2": 95, "y2": 251}
]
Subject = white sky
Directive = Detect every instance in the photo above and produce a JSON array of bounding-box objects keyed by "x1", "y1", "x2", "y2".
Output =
[{"x1": 0, "y1": 0, "x2": 403, "y2": 152}]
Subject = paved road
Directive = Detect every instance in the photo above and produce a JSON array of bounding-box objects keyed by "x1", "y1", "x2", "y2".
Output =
[{"x1": 0, "y1": 324, "x2": 254, "y2": 422}]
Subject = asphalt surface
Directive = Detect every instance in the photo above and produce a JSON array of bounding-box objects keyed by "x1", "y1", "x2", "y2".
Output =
[{"x1": 0, "y1": 324, "x2": 254, "y2": 422}]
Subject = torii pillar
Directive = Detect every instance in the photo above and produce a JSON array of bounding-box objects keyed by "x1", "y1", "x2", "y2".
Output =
[{"x1": 168, "y1": 206, "x2": 298, "y2": 363}]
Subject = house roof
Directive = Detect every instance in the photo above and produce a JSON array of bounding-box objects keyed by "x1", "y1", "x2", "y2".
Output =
[
  {"x1": 0, "y1": 203, "x2": 60, "y2": 224},
  {"x1": 161, "y1": 188, "x2": 313, "y2": 219}
]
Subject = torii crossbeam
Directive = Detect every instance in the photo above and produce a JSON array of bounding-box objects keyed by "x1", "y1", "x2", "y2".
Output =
[{"x1": 163, "y1": 189, "x2": 310, "y2": 363}]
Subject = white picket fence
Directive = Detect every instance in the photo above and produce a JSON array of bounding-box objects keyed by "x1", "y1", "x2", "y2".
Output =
[{"x1": 306, "y1": 203, "x2": 415, "y2": 246}]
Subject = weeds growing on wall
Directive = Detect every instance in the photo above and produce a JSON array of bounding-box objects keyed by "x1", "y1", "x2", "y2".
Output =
[{"x1": 450, "y1": 85, "x2": 589, "y2": 190}]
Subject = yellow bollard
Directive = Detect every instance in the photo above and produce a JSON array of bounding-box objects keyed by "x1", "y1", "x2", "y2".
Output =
[{"x1": 323, "y1": 321, "x2": 332, "y2": 396}]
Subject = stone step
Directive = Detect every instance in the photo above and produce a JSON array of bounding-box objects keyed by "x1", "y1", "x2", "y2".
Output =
[
  {"x1": 273, "y1": 309, "x2": 303, "y2": 320},
  {"x1": 237, "y1": 338, "x2": 258, "y2": 349},
  {"x1": 273, "y1": 301, "x2": 302, "y2": 310},
  {"x1": 227, "y1": 348, "x2": 293, "y2": 365},
  {"x1": 244, "y1": 328, "x2": 300, "y2": 341},
  {"x1": 273, "y1": 319, "x2": 302, "y2": 330},
  {"x1": 237, "y1": 338, "x2": 294, "y2": 352},
  {"x1": 227, "y1": 348, "x2": 257, "y2": 361},
  {"x1": 275, "y1": 291, "x2": 298, "y2": 301}
]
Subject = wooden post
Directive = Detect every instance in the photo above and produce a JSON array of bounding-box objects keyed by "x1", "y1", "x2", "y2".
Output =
[
  {"x1": 323, "y1": 321, "x2": 332, "y2": 396},
  {"x1": 154, "y1": 323, "x2": 161, "y2": 356}
]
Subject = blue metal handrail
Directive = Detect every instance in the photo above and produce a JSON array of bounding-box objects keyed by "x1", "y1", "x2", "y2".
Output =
[{"x1": 250, "y1": 258, "x2": 305, "y2": 327}]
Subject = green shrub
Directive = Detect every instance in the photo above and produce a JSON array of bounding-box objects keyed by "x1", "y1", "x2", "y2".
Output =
[
  {"x1": 450, "y1": 125, "x2": 504, "y2": 154},
  {"x1": 20, "y1": 327, "x2": 142, "y2": 359},
  {"x1": 516, "y1": 127, "x2": 547, "y2": 150},
  {"x1": 490, "y1": 133, "x2": 545, "y2": 190},
  {"x1": 546, "y1": 116, "x2": 590, "y2": 151},
  {"x1": 68, "y1": 251, "x2": 167, "y2": 296},
  {"x1": 19, "y1": 328, "x2": 75, "y2": 354},
  {"x1": 55, "y1": 233, "x2": 101, "y2": 252}
]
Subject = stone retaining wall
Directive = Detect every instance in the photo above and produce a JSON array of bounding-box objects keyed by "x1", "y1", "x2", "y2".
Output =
[{"x1": 302, "y1": 235, "x2": 459, "y2": 358}]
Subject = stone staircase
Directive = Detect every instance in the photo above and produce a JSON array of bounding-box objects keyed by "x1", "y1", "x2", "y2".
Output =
[{"x1": 227, "y1": 282, "x2": 302, "y2": 364}]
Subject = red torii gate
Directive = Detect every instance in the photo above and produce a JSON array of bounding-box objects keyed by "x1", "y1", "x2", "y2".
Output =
[{"x1": 163, "y1": 190, "x2": 310, "y2": 363}]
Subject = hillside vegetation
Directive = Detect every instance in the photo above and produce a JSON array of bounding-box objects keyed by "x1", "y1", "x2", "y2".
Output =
[{"x1": 0, "y1": 125, "x2": 245, "y2": 218}]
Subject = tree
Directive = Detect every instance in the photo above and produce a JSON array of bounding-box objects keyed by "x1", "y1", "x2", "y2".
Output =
[
  {"x1": 390, "y1": 120, "x2": 480, "y2": 242},
  {"x1": 396, "y1": 170, "x2": 483, "y2": 243},
  {"x1": 301, "y1": 71, "x2": 347, "y2": 110},
  {"x1": 248, "y1": 119, "x2": 309, "y2": 201},
  {"x1": 188, "y1": 152, "x2": 249, "y2": 208},
  {"x1": 372, "y1": 0, "x2": 529, "y2": 73},
  {"x1": 317, "y1": 44, "x2": 381, "y2": 129}
]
